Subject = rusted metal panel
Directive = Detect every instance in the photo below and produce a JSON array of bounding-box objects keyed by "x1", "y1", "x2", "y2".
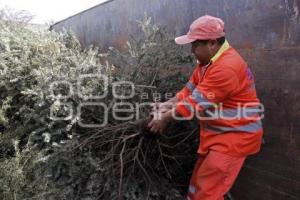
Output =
[
  {"x1": 51, "y1": 0, "x2": 300, "y2": 50},
  {"x1": 51, "y1": 0, "x2": 300, "y2": 199},
  {"x1": 51, "y1": 0, "x2": 195, "y2": 49}
]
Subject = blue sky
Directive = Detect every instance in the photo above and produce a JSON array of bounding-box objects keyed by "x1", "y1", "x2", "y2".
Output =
[{"x1": 0, "y1": 0, "x2": 108, "y2": 24}]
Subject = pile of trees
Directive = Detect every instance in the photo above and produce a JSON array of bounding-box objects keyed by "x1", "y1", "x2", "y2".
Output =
[{"x1": 0, "y1": 14, "x2": 199, "y2": 200}]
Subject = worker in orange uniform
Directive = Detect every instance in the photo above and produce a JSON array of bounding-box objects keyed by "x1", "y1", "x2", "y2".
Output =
[{"x1": 148, "y1": 15, "x2": 264, "y2": 200}]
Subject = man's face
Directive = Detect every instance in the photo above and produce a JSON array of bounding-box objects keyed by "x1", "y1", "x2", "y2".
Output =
[{"x1": 191, "y1": 40, "x2": 217, "y2": 65}]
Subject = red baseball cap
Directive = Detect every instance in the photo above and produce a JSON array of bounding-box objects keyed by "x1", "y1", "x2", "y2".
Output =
[{"x1": 175, "y1": 15, "x2": 225, "y2": 45}]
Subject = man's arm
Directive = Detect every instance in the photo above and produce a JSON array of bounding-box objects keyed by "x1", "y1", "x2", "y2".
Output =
[
  {"x1": 175, "y1": 68, "x2": 239, "y2": 119},
  {"x1": 148, "y1": 68, "x2": 239, "y2": 133},
  {"x1": 151, "y1": 96, "x2": 178, "y2": 113}
]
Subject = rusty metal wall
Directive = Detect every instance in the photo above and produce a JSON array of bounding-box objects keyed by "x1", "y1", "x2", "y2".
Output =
[
  {"x1": 50, "y1": 0, "x2": 195, "y2": 50},
  {"x1": 51, "y1": 0, "x2": 300, "y2": 199}
]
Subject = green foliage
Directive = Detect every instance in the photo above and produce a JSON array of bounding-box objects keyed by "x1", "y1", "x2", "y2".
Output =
[{"x1": 0, "y1": 18, "x2": 111, "y2": 149}]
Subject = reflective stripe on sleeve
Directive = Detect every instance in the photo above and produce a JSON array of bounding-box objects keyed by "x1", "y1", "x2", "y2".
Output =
[
  {"x1": 186, "y1": 81, "x2": 196, "y2": 91},
  {"x1": 191, "y1": 89, "x2": 216, "y2": 110}
]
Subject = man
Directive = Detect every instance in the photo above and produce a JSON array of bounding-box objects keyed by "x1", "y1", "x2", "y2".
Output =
[{"x1": 148, "y1": 15, "x2": 263, "y2": 200}]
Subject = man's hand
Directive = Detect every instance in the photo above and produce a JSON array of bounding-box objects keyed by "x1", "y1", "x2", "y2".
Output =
[
  {"x1": 151, "y1": 102, "x2": 172, "y2": 113},
  {"x1": 147, "y1": 110, "x2": 173, "y2": 134},
  {"x1": 148, "y1": 97, "x2": 178, "y2": 133},
  {"x1": 150, "y1": 97, "x2": 178, "y2": 115}
]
